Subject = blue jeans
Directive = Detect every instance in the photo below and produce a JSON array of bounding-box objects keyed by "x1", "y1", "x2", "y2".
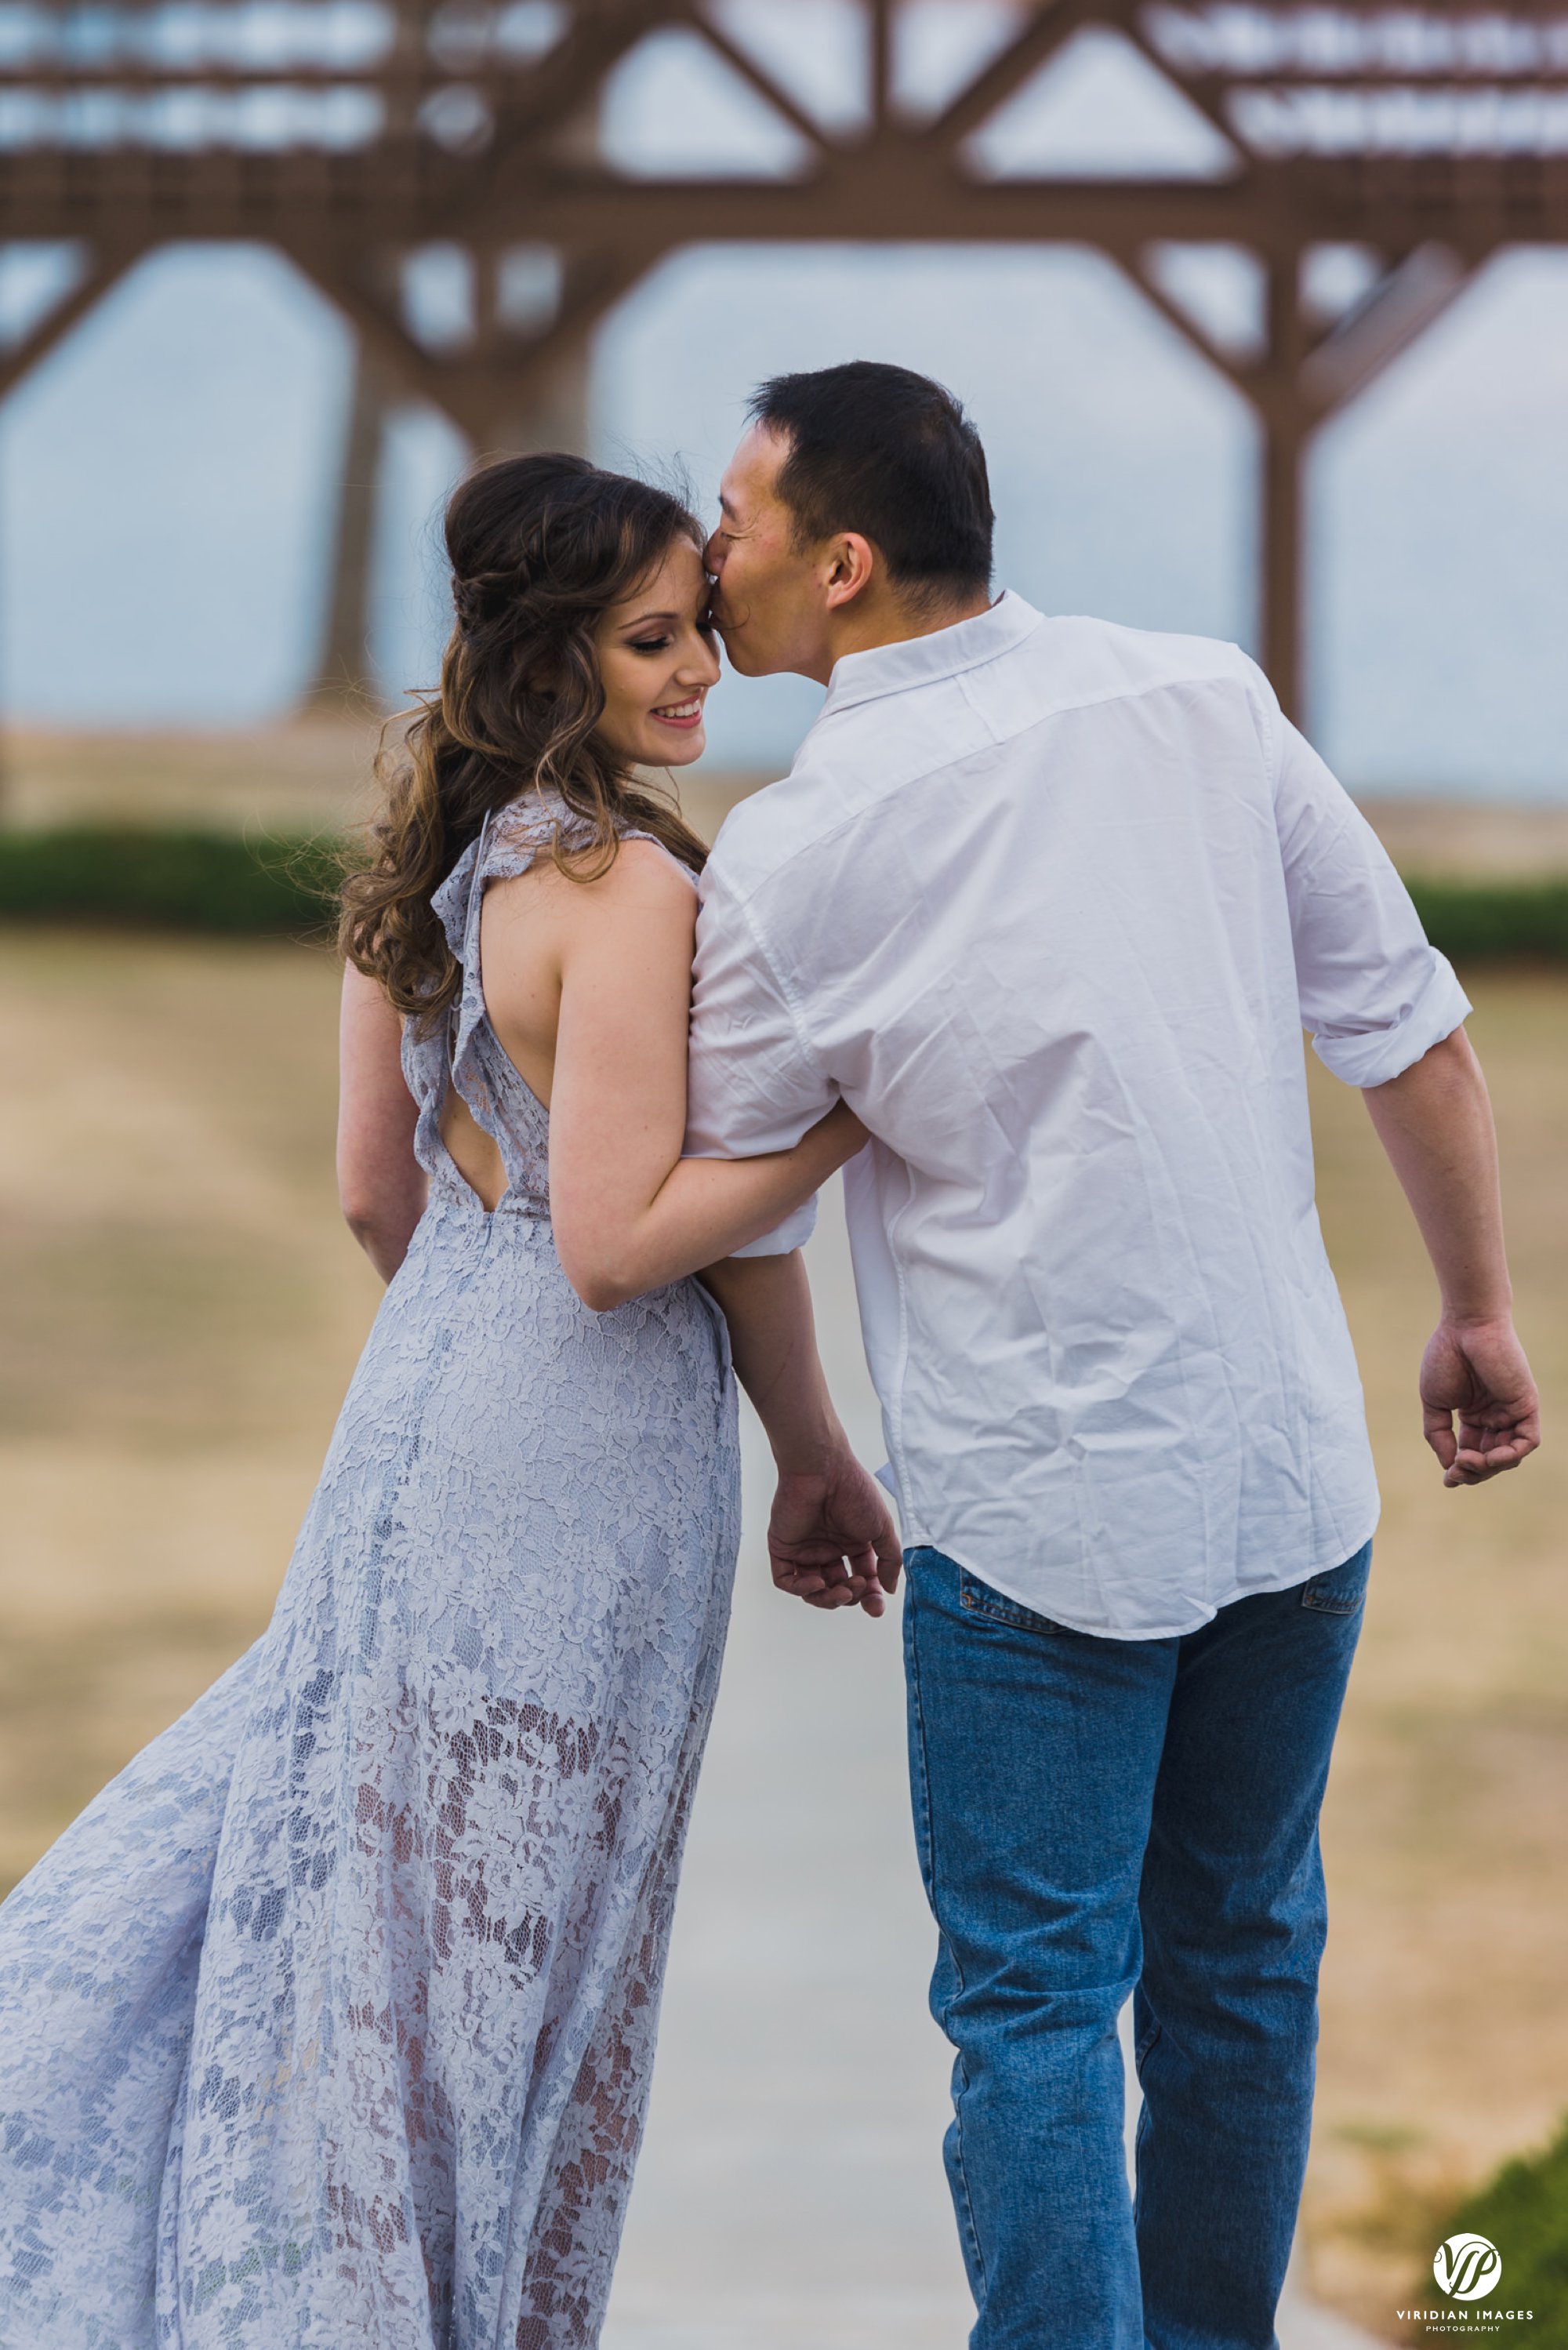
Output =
[{"x1": 902, "y1": 1541, "x2": 1371, "y2": 2350}]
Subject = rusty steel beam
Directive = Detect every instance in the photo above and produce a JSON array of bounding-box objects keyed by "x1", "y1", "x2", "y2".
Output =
[
  {"x1": 1298, "y1": 242, "x2": 1471, "y2": 408},
  {"x1": 0, "y1": 65, "x2": 456, "y2": 88},
  {"x1": 662, "y1": 5, "x2": 842, "y2": 149},
  {"x1": 918, "y1": 0, "x2": 1134, "y2": 147},
  {"x1": 1120, "y1": 252, "x2": 1258, "y2": 379},
  {"x1": 870, "y1": 0, "x2": 896, "y2": 127},
  {"x1": 307, "y1": 343, "x2": 394, "y2": 711},
  {"x1": 482, "y1": 162, "x2": 1568, "y2": 249},
  {"x1": 477, "y1": 0, "x2": 686, "y2": 164},
  {"x1": 1189, "y1": 68, "x2": 1568, "y2": 91},
  {"x1": 1122, "y1": 24, "x2": 1250, "y2": 141},
  {"x1": 1114, "y1": 231, "x2": 1476, "y2": 718},
  {"x1": 5, "y1": 157, "x2": 1568, "y2": 251},
  {"x1": 283, "y1": 232, "x2": 659, "y2": 442},
  {"x1": 1261, "y1": 409, "x2": 1308, "y2": 718},
  {"x1": 1250, "y1": 256, "x2": 1313, "y2": 720},
  {"x1": 0, "y1": 244, "x2": 140, "y2": 403},
  {"x1": 0, "y1": 0, "x2": 1563, "y2": 724}
]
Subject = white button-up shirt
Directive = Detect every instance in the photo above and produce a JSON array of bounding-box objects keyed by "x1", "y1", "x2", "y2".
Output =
[{"x1": 686, "y1": 593, "x2": 1470, "y2": 1638}]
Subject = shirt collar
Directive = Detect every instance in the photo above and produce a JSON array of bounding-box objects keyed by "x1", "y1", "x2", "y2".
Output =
[{"x1": 818, "y1": 588, "x2": 1045, "y2": 720}]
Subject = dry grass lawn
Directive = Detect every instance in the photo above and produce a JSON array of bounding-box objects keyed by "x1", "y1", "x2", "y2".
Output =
[
  {"x1": 0, "y1": 924, "x2": 1563, "y2": 2341},
  {"x1": 0, "y1": 932, "x2": 383, "y2": 1891},
  {"x1": 1305, "y1": 974, "x2": 1568, "y2": 2330}
]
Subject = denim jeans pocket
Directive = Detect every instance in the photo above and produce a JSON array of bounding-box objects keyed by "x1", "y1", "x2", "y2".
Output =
[
  {"x1": 957, "y1": 1564, "x2": 1068, "y2": 1636},
  {"x1": 1298, "y1": 1541, "x2": 1373, "y2": 1615}
]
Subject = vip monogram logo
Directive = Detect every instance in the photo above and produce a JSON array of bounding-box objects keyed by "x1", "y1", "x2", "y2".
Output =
[{"x1": 1434, "y1": 2234, "x2": 1504, "y2": 2301}]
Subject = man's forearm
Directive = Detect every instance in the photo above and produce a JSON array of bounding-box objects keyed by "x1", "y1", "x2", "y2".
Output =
[
  {"x1": 1361, "y1": 1026, "x2": 1511, "y2": 1320},
  {"x1": 700, "y1": 1251, "x2": 902, "y2": 1614},
  {"x1": 1362, "y1": 1023, "x2": 1538, "y2": 1485},
  {"x1": 698, "y1": 1251, "x2": 844, "y2": 1470}
]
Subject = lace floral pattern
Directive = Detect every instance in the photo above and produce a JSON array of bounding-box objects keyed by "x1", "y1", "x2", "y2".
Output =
[{"x1": 0, "y1": 796, "x2": 741, "y2": 2348}]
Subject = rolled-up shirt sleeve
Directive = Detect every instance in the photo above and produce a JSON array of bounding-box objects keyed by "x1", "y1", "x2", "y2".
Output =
[
  {"x1": 684, "y1": 860, "x2": 835, "y2": 1256},
  {"x1": 1272, "y1": 712, "x2": 1472, "y2": 1088}
]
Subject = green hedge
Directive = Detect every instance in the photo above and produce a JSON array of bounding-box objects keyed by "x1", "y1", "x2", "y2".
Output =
[
  {"x1": 1416, "y1": 2118, "x2": 1568, "y2": 2338},
  {"x1": 0, "y1": 827, "x2": 341, "y2": 937},
  {"x1": 1406, "y1": 877, "x2": 1568, "y2": 964},
  {"x1": 0, "y1": 829, "x2": 1566, "y2": 964}
]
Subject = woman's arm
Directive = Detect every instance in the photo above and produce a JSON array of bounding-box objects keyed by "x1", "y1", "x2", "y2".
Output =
[
  {"x1": 503, "y1": 844, "x2": 863, "y2": 1310},
  {"x1": 700, "y1": 1254, "x2": 902, "y2": 1616},
  {"x1": 337, "y1": 963, "x2": 426, "y2": 1283}
]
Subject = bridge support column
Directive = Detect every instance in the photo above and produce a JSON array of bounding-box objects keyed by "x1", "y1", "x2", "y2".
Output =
[
  {"x1": 1258, "y1": 401, "x2": 1311, "y2": 727},
  {"x1": 1249, "y1": 256, "x2": 1316, "y2": 725},
  {"x1": 309, "y1": 344, "x2": 392, "y2": 711},
  {"x1": 466, "y1": 324, "x2": 593, "y2": 460}
]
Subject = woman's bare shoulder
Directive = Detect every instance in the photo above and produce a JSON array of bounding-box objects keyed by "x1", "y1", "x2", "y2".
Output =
[
  {"x1": 496, "y1": 833, "x2": 695, "y2": 901},
  {"x1": 484, "y1": 834, "x2": 698, "y2": 941}
]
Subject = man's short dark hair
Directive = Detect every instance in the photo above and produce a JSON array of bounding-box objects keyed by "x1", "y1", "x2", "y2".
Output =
[{"x1": 746, "y1": 360, "x2": 993, "y2": 601}]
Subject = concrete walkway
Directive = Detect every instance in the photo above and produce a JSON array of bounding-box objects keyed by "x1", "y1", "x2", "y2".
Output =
[{"x1": 603, "y1": 1192, "x2": 1380, "y2": 2350}]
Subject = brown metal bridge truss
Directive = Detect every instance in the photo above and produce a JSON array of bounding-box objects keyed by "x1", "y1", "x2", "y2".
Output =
[{"x1": 2, "y1": 0, "x2": 1566, "y2": 715}]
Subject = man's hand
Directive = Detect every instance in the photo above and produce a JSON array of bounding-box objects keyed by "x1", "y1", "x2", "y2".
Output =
[
  {"x1": 1360, "y1": 1031, "x2": 1541, "y2": 1491},
  {"x1": 1421, "y1": 1314, "x2": 1540, "y2": 1487},
  {"x1": 768, "y1": 1451, "x2": 902, "y2": 1617}
]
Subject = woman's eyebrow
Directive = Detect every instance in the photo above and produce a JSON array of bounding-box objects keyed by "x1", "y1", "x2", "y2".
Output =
[{"x1": 620, "y1": 608, "x2": 681, "y2": 629}]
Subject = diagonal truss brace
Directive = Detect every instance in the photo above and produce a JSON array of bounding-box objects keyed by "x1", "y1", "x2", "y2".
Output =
[
  {"x1": 1123, "y1": 249, "x2": 1261, "y2": 375},
  {"x1": 1298, "y1": 245, "x2": 1470, "y2": 414},
  {"x1": 679, "y1": 5, "x2": 842, "y2": 150},
  {"x1": 286, "y1": 238, "x2": 662, "y2": 441},
  {"x1": 0, "y1": 246, "x2": 140, "y2": 405},
  {"x1": 1121, "y1": 241, "x2": 1470, "y2": 422}
]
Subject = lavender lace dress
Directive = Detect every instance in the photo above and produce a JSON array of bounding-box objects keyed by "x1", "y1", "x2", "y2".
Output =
[{"x1": 0, "y1": 797, "x2": 742, "y2": 2348}]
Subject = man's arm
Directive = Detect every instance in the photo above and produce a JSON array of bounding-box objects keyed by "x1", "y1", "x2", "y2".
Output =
[
  {"x1": 1363, "y1": 1026, "x2": 1539, "y2": 1486},
  {"x1": 1261, "y1": 697, "x2": 1537, "y2": 1486},
  {"x1": 699, "y1": 1254, "x2": 902, "y2": 1614},
  {"x1": 688, "y1": 850, "x2": 901, "y2": 1602},
  {"x1": 685, "y1": 858, "x2": 838, "y2": 1256}
]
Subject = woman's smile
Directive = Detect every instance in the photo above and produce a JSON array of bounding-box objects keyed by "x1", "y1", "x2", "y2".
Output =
[{"x1": 652, "y1": 693, "x2": 706, "y2": 732}]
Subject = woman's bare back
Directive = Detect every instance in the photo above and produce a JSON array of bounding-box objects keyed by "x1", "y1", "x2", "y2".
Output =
[{"x1": 439, "y1": 839, "x2": 693, "y2": 1214}]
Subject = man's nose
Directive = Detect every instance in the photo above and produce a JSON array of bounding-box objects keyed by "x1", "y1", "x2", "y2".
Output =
[{"x1": 702, "y1": 528, "x2": 724, "y2": 571}]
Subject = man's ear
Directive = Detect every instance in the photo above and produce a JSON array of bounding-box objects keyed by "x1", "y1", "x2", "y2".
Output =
[{"x1": 822, "y1": 533, "x2": 877, "y2": 612}]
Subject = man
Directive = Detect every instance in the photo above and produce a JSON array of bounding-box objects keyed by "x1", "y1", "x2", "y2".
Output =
[{"x1": 684, "y1": 360, "x2": 1538, "y2": 2349}]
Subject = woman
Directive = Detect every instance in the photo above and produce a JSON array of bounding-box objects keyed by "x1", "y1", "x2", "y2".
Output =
[{"x1": 0, "y1": 454, "x2": 897, "y2": 2348}]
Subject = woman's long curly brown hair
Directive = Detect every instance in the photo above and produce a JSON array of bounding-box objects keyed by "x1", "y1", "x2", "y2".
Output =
[{"x1": 340, "y1": 452, "x2": 711, "y2": 1022}]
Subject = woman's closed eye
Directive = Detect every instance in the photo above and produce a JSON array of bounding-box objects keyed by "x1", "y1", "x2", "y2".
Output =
[{"x1": 627, "y1": 618, "x2": 716, "y2": 654}]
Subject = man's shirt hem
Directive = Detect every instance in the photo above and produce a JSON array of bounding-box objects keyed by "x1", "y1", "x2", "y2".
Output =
[{"x1": 898, "y1": 1507, "x2": 1383, "y2": 1642}]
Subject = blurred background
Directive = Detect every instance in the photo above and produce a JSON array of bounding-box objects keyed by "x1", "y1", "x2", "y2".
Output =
[{"x1": 1, "y1": 4, "x2": 1566, "y2": 2344}]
